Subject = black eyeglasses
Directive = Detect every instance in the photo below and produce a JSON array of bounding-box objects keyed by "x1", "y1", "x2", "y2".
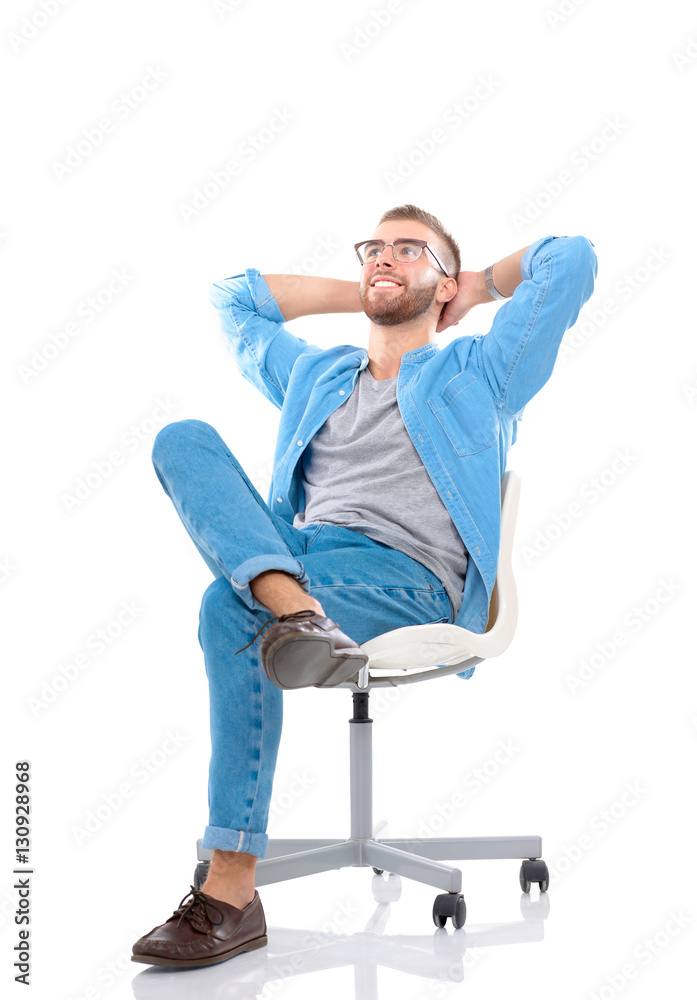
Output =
[{"x1": 354, "y1": 238, "x2": 450, "y2": 276}]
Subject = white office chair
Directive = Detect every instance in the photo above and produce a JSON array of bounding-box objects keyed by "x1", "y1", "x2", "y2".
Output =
[{"x1": 195, "y1": 470, "x2": 549, "y2": 928}]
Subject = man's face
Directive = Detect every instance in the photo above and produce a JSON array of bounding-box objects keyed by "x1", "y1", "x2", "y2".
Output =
[{"x1": 358, "y1": 220, "x2": 448, "y2": 327}]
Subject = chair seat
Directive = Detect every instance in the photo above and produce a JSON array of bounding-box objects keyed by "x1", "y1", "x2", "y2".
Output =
[{"x1": 360, "y1": 620, "x2": 505, "y2": 672}]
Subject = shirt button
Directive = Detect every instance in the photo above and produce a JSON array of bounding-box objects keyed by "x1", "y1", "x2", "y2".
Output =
[
  {"x1": 276, "y1": 497, "x2": 283, "y2": 503},
  {"x1": 339, "y1": 390, "x2": 345, "y2": 396},
  {"x1": 296, "y1": 439, "x2": 303, "y2": 446}
]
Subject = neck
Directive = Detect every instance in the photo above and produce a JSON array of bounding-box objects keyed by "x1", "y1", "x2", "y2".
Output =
[{"x1": 367, "y1": 317, "x2": 435, "y2": 380}]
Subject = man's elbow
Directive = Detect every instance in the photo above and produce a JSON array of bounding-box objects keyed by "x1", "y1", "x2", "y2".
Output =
[
  {"x1": 568, "y1": 235, "x2": 598, "y2": 282},
  {"x1": 209, "y1": 281, "x2": 226, "y2": 309},
  {"x1": 209, "y1": 273, "x2": 248, "y2": 310},
  {"x1": 552, "y1": 235, "x2": 597, "y2": 302}
]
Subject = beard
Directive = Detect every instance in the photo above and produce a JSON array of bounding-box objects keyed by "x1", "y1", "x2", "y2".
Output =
[{"x1": 360, "y1": 274, "x2": 439, "y2": 327}]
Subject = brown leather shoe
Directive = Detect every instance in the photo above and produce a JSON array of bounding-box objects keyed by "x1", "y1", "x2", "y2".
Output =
[
  {"x1": 131, "y1": 886, "x2": 267, "y2": 968},
  {"x1": 234, "y1": 608, "x2": 369, "y2": 689}
]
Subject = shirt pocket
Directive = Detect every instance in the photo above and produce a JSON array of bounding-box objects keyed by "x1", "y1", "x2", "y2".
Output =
[{"x1": 428, "y1": 370, "x2": 499, "y2": 457}]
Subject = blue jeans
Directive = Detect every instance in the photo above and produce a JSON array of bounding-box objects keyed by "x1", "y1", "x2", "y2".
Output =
[{"x1": 151, "y1": 419, "x2": 454, "y2": 858}]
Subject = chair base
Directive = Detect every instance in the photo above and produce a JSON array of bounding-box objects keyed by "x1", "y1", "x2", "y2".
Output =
[
  {"x1": 197, "y1": 834, "x2": 542, "y2": 893},
  {"x1": 196, "y1": 690, "x2": 545, "y2": 909}
]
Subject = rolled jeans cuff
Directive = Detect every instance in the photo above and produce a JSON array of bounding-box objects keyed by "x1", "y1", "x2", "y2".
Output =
[
  {"x1": 231, "y1": 554, "x2": 311, "y2": 613},
  {"x1": 202, "y1": 825, "x2": 269, "y2": 858}
]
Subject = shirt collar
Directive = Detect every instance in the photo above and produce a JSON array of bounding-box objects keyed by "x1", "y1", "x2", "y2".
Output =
[{"x1": 356, "y1": 341, "x2": 440, "y2": 370}]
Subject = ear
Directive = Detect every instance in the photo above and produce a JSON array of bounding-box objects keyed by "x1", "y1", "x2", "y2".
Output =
[{"x1": 436, "y1": 275, "x2": 458, "y2": 304}]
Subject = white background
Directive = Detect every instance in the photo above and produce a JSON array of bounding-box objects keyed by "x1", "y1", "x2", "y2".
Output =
[{"x1": 2, "y1": 0, "x2": 697, "y2": 997}]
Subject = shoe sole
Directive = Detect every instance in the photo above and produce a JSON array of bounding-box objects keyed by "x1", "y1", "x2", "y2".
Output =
[
  {"x1": 263, "y1": 634, "x2": 368, "y2": 689},
  {"x1": 131, "y1": 933, "x2": 268, "y2": 967}
]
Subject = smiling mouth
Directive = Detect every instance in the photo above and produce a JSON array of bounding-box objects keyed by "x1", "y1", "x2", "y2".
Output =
[{"x1": 371, "y1": 280, "x2": 403, "y2": 289}]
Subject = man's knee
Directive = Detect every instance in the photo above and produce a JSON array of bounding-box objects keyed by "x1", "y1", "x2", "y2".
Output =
[
  {"x1": 151, "y1": 418, "x2": 215, "y2": 467},
  {"x1": 198, "y1": 576, "x2": 258, "y2": 649},
  {"x1": 199, "y1": 576, "x2": 236, "y2": 633},
  {"x1": 199, "y1": 576, "x2": 256, "y2": 637}
]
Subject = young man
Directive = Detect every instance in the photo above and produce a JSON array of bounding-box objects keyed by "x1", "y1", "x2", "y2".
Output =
[{"x1": 131, "y1": 205, "x2": 597, "y2": 968}]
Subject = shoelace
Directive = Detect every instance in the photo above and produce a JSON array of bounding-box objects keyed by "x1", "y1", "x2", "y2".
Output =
[
  {"x1": 172, "y1": 886, "x2": 225, "y2": 930},
  {"x1": 234, "y1": 608, "x2": 319, "y2": 655}
]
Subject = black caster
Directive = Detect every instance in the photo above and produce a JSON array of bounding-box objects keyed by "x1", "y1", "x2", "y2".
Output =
[
  {"x1": 372, "y1": 867, "x2": 384, "y2": 875},
  {"x1": 432, "y1": 892, "x2": 466, "y2": 929},
  {"x1": 193, "y1": 861, "x2": 210, "y2": 891},
  {"x1": 519, "y1": 858, "x2": 549, "y2": 893}
]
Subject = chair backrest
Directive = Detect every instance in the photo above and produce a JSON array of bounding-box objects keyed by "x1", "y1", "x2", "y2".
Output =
[
  {"x1": 357, "y1": 470, "x2": 521, "y2": 678},
  {"x1": 483, "y1": 468, "x2": 520, "y2": 641}
]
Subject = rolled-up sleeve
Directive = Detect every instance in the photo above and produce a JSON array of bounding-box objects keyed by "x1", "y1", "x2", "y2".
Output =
[
  {"x1": 477, "y1": 235, "x2": 598, "y2": 415},
  {"x1": 209, "y1": 268, "x2": 322, "y2": 410}
]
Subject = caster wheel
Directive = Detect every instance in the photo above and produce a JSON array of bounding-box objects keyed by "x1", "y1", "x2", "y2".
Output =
[
  {"x1": 372, "y1": 867, "x2": 384, "y2": 875},
  {"x1": 432, "y1": 892, "x2": 466, "y2": 929},
  {"x1": 193, "y1": 861, "x2": 210, "y2": 891},
  {"x1": 519, "y1": 859, "x2": 549, "y2": 893}
]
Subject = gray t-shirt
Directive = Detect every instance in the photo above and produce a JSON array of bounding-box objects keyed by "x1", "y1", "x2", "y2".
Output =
[{"x1": 292, "y1": 365, "x2": 467, "y2": 618}]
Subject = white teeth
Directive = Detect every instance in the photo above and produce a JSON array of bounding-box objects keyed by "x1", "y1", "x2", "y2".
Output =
[{"x1": 374, "y1": 281, "x2": 400, "y2": 287}]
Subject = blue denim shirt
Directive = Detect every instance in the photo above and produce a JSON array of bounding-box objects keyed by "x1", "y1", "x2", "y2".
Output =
[{"x1": 210, "y1": 234, "x2": 597, "y2": 679}]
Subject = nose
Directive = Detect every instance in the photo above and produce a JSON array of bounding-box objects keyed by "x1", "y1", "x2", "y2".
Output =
[{"x1": 373, "y1": 244, "x2": 396, "y2": 268}]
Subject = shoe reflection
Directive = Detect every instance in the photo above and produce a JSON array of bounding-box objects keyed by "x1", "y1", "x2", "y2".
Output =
[{"x1": 131, "y1": 875, "x2": 549, "y2": 999}]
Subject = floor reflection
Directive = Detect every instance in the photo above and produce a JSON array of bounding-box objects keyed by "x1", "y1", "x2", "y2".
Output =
[{"x1": 131, "y1": 875, "x2": 550, "y2": 999}]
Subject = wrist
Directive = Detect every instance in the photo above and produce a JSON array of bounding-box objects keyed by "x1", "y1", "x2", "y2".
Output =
[
  {"x1": 488, "y1": 246, "x2": 530, "y2": 298},
  {"x1": 466, "y1": 269, "x2": 496, "y2": 307}
]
